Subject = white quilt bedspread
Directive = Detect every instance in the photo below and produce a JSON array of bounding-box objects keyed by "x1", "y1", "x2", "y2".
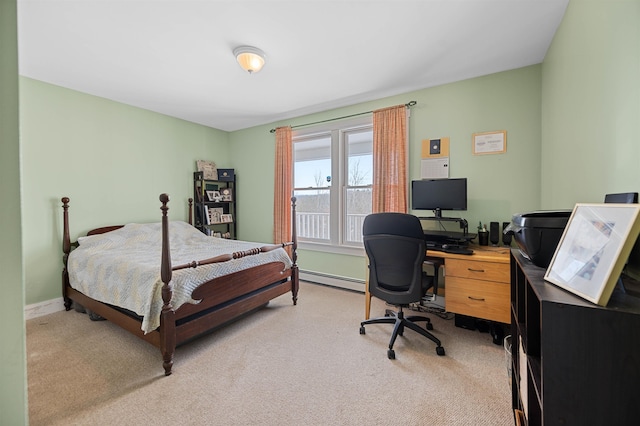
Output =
[{"x1": 68, "y1": 221, "x2": 293, "y2": 333}]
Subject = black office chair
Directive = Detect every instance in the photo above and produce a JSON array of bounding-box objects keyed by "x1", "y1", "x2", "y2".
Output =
[{"x1": 359, "y1": 212, "x2": 446, "y2": 359}]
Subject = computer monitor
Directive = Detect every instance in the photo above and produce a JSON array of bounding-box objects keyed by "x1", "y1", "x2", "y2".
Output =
[{"x1": 411, "y1": 178, "x2": 467, "y2": 218}]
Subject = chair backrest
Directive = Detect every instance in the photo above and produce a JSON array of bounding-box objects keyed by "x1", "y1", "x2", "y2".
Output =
[{"x1": 363, "y1": 213, "x2": 427, "y2": 305}]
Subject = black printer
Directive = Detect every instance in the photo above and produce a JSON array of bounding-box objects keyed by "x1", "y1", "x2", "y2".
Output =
[{"x1": 506, "y1": 210, "x2": 572, "y2": 268}]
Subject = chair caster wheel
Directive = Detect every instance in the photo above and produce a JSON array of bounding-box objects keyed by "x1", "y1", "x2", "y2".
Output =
[
  {"x1": 436, "y1": 346, "x2": 445, "y2": 356},
  {"x1": 426, "y1": 322, "x2": 433, "y2": 331},
  {"x1": 387, "y1": 349, "x2": 395, "y2": 359},
  {"x1": 359, "y1": 326, "x2": 365, "y2": 335}
]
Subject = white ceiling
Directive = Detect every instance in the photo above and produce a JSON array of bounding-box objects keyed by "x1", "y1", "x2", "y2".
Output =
[{"x1": 18, "y1": 0, "x2": 569, "y2": 132}]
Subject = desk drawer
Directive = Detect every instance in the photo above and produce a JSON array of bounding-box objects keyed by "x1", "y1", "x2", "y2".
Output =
[
  {"x1": 445, "y1": 258, "x2": 509, "y2": 283},
  {"x1": 445, "y1": 277, "x2": 510, "y2": 323}
]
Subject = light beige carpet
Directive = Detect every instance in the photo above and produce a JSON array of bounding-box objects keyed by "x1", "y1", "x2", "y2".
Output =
[{"x1": 27, "y1": 282, "x2": 513, "y2": 425}]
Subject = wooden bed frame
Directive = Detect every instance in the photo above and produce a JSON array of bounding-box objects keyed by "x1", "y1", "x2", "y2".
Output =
[{"x1": 61, "y1": 193, "x2": 299, "y2": 376}]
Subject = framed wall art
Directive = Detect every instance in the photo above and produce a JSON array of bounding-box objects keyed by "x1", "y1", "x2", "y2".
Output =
[
  {"x1": 472, "y1": 130, "x2": 506, "y2": 155},
  {"x1": 544, "y1": 203, "x2": 640, "y2": 306}
]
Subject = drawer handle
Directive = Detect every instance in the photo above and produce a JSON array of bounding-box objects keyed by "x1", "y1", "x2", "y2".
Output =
[
  {"x1": 467, "y1": 268, "x2": 485, "y2": 273},
  {"x1": 468, "y1": 296, "x2": 486, "y2": 302}
]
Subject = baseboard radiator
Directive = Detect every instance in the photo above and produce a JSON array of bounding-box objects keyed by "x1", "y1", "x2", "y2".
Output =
[
  {"x1": 299, "y1": 270, "x2": 365, "y2": 293},
  {"x1": 25, "y1": 272, "x2": 365, "y2": 320}
]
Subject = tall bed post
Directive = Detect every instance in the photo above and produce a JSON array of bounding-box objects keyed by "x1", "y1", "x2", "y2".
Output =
[
  {"x1": 61, "y1": 197, "x2": 73, "y2": 311},
  {"x1": 188, "y1": 197, "x2": 193, "y2": 226},
  {"x1": 291, "y1": 196, "x2": 299, "y2": 305},
  {"x1": 159, "y1": 193, "x2": 176, "y2": 376}
]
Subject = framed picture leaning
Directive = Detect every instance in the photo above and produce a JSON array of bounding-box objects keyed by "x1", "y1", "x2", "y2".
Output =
[{"x1": 544, "y1": 203, "x2": 640, "y2": 306}]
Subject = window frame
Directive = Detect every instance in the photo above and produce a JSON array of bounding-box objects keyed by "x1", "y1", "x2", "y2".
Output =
[{"x1": 293, "y1": 116, "x2": 372, "y2": 256}]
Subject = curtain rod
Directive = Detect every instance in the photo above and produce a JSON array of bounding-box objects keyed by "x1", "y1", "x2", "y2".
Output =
[{"x1": 269, "y1": 101, "x2": 416, "y2": 133}]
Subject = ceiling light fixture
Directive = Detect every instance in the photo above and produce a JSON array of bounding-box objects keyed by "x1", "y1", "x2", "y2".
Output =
[{"x1": 233, "y1": 46, "x2": 266, "y2": 74}]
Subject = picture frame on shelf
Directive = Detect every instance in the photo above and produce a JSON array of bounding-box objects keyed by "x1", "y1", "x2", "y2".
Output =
[
  {"x1": 206, "y1": 190, "x2": 222, "y2": 202},
  {"x1": 544, "y1": 203, "x2": 640, "y2": 306},
  {"x1": 220, "y1": 188, "x2": 233, "y2": 202},
  {"x1": 220, "y1": 214, "x2": 233, "y2": 223},
  {"x1": 196, "y1": 160, "x2": 218, "y2": 180},
  {"x1": 208, "y1": 207, "x2": 223, "y2": 224}
]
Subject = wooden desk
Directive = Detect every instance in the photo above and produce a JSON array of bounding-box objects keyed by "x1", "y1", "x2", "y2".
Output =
[{"x1": 364, "y1": 244, "x2": 511, "y2": 323}]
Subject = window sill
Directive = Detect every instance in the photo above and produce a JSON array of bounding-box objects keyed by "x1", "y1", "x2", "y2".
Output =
[{"x1": 298, "y1": 241, "x2": 365, "y2": 257}]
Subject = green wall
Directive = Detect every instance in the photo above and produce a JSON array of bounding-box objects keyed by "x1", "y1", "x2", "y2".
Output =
[
  {"x1": 1, "y1": 0, "x2": 27, "y2": 423},
  {"x1": 230, "y1": 65, "x2": 542, "y2": 281},
  {"x1": 541, "y1": 0, "x2": 640, "y2": 207},
  {"x1": 20, "y1": 78, "x2": 230, "y2": 304},
  {"x1": 12, "y1": 1, "x2": 640, "y2": 420}
]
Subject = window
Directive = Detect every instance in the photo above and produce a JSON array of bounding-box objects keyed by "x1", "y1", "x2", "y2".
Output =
[{"x1": 293, "y1": 117, "x2": 372, "y2": 252}]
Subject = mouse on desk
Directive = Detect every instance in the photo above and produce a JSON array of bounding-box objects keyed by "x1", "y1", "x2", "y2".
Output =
[{"x1": 442, "y1": 244, "x2": 449, "y2": 249}]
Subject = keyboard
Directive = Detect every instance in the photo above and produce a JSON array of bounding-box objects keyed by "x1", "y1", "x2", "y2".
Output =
[
  {"x1": 424, "y1": 230, "x2": 477, "y2": 242},
  {"x1": 427, "y1": 243, "x2": 474, "y2": 255}
]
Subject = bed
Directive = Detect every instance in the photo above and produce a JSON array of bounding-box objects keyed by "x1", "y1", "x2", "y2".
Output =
[{"x1": 61, "y1": 193, "x2": 299, "y2": 375}]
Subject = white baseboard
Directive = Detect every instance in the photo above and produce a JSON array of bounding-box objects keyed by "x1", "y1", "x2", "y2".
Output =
[
  {"x1": 300, "y1": 270, "x2": 365, "y2": 292},
  {"x1": 25, "y1": 297, "x2": 65, "y2": 320}
]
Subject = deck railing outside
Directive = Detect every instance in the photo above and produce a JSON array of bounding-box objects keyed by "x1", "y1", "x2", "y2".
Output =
[{"x1": 296, "y1": 212, "x2": 366, "y2": 243}]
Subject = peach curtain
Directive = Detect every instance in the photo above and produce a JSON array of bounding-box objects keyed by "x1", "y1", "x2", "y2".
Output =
[
  {"x1": 273, "y1": 126, "x2": 293, "y2": 244},
  {"x1": 372, "y1": 105, "x2": 408, "y2": 213}
]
